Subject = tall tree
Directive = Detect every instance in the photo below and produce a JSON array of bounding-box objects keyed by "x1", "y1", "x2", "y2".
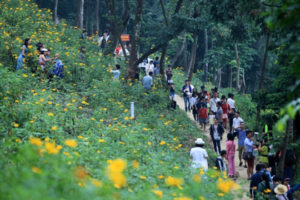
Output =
[
  {"x1": 95, "y1": 0, "x2": 99, "y2": 34},
  {"x1": 127, "y1": 0, "x2": 144, "y2": 80},
  {"x1": 54, "y1": 0, "x2": 59, "y2": 24},
  {"x1": 77, "y1": 0, "x2": 84, "y2": 29},
  {"x1": 186, "y1": 33, "x2": 199, "y2": 80},
  {"x1": 203, "y1": 28, "x2": 208, "y2": 82}
]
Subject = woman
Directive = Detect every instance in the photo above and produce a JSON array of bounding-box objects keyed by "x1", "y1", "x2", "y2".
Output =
[
  {"x1": 258, "y1": 138, "x2": 269, "y2": 166},
  {"x1": 16, "y1": 38, "x2": 31, "y2": 70},
  {"x1": 244, "y1": 131, "x2": 255, "y2": 179},
  {"x1": 190, "y1": 88, "x2": 198, "y2": 121},
  {"x1": 210, "y1": 118, "x2": 224, "y2": 154},
  {"x1": 221, "y1": 95, "x2": 230, "y2": 129},
  {"x1": 190, "y1": 138, "x2": 208, "y2": 171},
  {"x1": 274, "y1": 184, "x2": 288, "y2": 200},
  {"x1": 257, "y1": 173, "x2": 272, "y2": 199},
  {"x1": 226, "y1": 133, "x2": 236, "y2": 178}
]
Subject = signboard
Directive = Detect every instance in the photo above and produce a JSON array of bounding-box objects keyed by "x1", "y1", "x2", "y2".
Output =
[{"x1": 121, "y1": 34, "x2": 130, "y2": 42}]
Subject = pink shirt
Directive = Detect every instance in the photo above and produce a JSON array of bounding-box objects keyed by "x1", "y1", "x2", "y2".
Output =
[{"x1": 226, "y1": 140, "x2": 236, "y2": 156}]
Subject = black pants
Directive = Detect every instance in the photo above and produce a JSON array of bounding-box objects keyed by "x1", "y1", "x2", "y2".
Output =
[{"x1": 228, "y1": 113, "x2": 234, "y2": 133}]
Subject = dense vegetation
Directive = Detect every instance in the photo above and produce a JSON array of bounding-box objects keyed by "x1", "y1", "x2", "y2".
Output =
[{"x1": 0, "y1": 0, "x2": 243, "y2": 199}]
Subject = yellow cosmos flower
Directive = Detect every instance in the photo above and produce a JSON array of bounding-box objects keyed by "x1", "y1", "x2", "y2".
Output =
[
  {"x1": 29, "y1": 137, "x2": 43, "y2": 146},
  {"x1": 45, "y1": 142, "x2": 59, "y2": 154},
  {"x1": 132, "y1": 160, "x2": 139, "y2": 169},
  {"x1": 91, "y1": 179, "x2": 102, "y2": 187},
  {"x1": 48, "y1": 112, "x2": 54, "y2": 117},
  {"x1": 152, "y1": 190, "x2": 163, "y2": 198},
  {"x1": 65, "y1": 139, "x2": 77, "y2": 148},
  {"x1": 51, "y1": 126, "x2": 57, "y2": 131},
  {"x1": 165, "y1": 176, "x2": 183, "y2": 189},
  {"x1": 107, "y1": 159, "x2": 127, "y2": 188},
  {"x1": 32, "y1": 166, "x2": 41, "y2": 174},
  {"x1": 140, "y1": 176, "x2": 147, "y2": 180}
]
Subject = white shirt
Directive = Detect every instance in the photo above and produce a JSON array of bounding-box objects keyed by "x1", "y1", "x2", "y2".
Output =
[
  {"x1": 233, "y1": 117, "x2": 243, "y2": 129},
  {"x1": 146, "y1": 63, "x2": 154, "y2": 75},
  {"x1": 190, "y1": 97, "x2": 197, "y2": 106},
  {"x1": 209, "y1": 97, "x2": 220, "y2": 113},
  {"x1": 227, "y1": 98, "x2": 236, "y2": 109},
  {"x1": 190, "y1": 147, "x2": 208, "y2": 170}
]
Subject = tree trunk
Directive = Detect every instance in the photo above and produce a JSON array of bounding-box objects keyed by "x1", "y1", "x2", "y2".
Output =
[
  {"x1": 127, "y1": 0, "x2": 143, "y2": 80},
  {"x1": 85, "y1": 4, "x2": 88, "y2": 33},
  {"x1": 218, "y1": 68, "x2": 222, "y2": 88},
  {"x1": 187, "y1": 33, "x2": 198, "y2": 81},
  {"x1": 278, "y1": 119, "x2": 293, "y2": 178},
  {"x1": 259, "y1": 31, "x2": 270, "y2": 90},
  {"x1": 95, "y1": 0, "x2": 99, "y2": 34},
  {"x1": 204, "y1": 28, "x2": 208, "y2": 82},
  {"x1": 234, "y1": 43, "x2": 241, "y2": 91},
  {"x1": 54, "y1": 0, "x2": 59, "y2": 24},
  {"x1": 230, "y1": 64, "x2": 232, "y2": 89},
  {"x1": 77, "y1": 0, "x2": 84, "y2": 30},
  {"x1": 159, "y1": 45, "x2": 168, "y2": 80},
  {"x1": 171, "y1": 31, "x2": 186, "y2": 68}
]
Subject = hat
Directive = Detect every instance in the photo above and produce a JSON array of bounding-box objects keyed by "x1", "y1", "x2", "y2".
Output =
[
  {"x1": 195, "y1": 138, "x2": 205, "y2": 145},
  {"x1": 274, "y1": 184, "x2": 288, "y2": 195},
  {"x1": 41, "y1": 48, "x2": 48, "y2": 52}
]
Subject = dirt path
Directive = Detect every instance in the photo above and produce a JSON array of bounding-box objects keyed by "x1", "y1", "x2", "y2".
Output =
[{"x1": 174, "y1": 94, "x2": 251, "y2": 200}]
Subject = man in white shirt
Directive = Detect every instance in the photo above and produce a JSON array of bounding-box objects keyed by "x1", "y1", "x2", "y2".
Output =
[
  {"x1": 227, "y1": 93, "x2": 236, "y2": 111},
  {"x1": 210, "y1": 92, "x2": 220, "y2": 113},
  {"x1": 190, "y1": 138, "x2": 208, "y2": 171},
  {"x1": 227, "y1": 93, "x2": 236, "y2": 133},
  {"x1": 233, "y1": 112, "x2": 244, "y2": 131},
  {"x1": 146, "y1": 60, "x2": 154, "y2": 75}
]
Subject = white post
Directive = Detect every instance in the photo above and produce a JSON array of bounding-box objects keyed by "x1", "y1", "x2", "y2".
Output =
[{"x1": 130, "y1": 102, "x2": 134, "y2": 119}]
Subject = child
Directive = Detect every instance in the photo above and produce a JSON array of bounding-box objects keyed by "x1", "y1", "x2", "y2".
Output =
[
  {"x1": 16, "y1": 38, "x2": 31, "y2": 70},
  {"x1": 111, "y1": 64, "x2": 120, "y2": 80},
  {"x1": 216, "y1": 150, "x2": 227, "y2": 174},
  {"x1": 170, "y1": 83, "x2": 175, "y2": 100},
  {"x1": 39, "y1": 48, "x2": 52, "y2": 75},
  {"x1": 208, "y1": 110, "x2": 215, "y2": 126},
  {"x1": 198, "y1": 104, "x2": 208, "y2": 130},
  {"x1": 52, "y1": 54, "x2": 64, "y2": 78}
]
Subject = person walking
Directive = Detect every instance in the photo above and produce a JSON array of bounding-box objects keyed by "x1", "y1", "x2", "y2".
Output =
[
  {"x1": 216, "y1": 150, "x2": 227, "y2": 174},
  {"x1": 226, "y1": 133, "x2": 236, "y2": 178},
  {"x1": 210, "y1": 118, "x2": 224, "y2": 154},
  {"x1": 216, "y1": 102, "x2": 223, "y2": 125},
  {"x1": 198, "y1": 102, "x2": 208, "y2": 131},
  {"x1": 142, "y1": 72, "x2": 153, "y2": 90},
  {"x1": 227, "y1": 93, "x2": 236, "y2": 133},
  {"x1": 257, "y1": 173, "x2": 272, "y2": 199},
  {"x1": 209, "y1": 91, "x2": 220, "y2": 114},
  {"x1": 182, "y1": 80, "x2": 193, "y2": 112},
  {"x1": 16, "y1": 38, "x2": 31, "y2": 70},
  {"x1": 244, "y1": 131, "x2": 255, "y2": 179},
  {"x1": 237, "y1": 122, "x2": 247, "y2": 168},
  {"x1": 232, "y1": 112, "x2": 244, "y2": 131},
  {"x1": 221, "y1": 95, "x2": 230, "y2": 129},
  {"x1": 190, "y1": 138, "x2": 208, "y2": 171}
]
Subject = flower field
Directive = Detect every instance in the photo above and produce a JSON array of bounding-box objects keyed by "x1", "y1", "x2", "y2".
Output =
[{"x1": 0, "y1": 0, "x2": 242, "y2": 199}]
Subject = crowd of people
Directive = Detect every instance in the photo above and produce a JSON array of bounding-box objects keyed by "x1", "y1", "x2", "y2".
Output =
[
  {"x1": 16, "y1": 38, "x2": 64, "y2": 79},
  {"x1": 185, "y1": 80, "x2": 298, "y2": 199}
]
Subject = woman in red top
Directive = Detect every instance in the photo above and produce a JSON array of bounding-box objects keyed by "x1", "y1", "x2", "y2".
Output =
[
  {"x1": 221, "y1": 95, "x2": 230, "y2": 129},
  {"x1": 226, "y1": 133, "x2": 236, "y2": 178}
]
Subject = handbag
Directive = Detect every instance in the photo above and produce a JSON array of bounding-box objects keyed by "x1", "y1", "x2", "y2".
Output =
[{"x1": 243, "y1": 152, "x2": 253, "y2": 161}]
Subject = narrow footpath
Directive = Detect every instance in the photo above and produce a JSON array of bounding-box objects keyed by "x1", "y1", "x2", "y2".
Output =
[{"x1": 174, "y1": 94, "x2": 251, "y2": 200}]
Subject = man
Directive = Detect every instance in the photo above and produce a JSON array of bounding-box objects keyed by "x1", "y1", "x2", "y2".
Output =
[
  {"x1": 250, "y1": 163, "x2": 264, "y2": 198},
  {"x1": 210, "y1": 118, "x2": 224, "y2": 154},
  {"x1": 182, "y1": 80, "x2": 192, "y2": 112},
  {"x1": 165, "y1": 65, "x2": 173, "y2": 81},
  {"x1": 153, "y1": 57, "x2": 160, "y2": 76},
  {"x1": 216, "y1": 101, "x2": 223, "y2": 124},
  {"x1": 227, "y1": 93, "x2": 236, "y2": 133},
  {"x1": 142, "y1": 72, "x2": 153, "y2": 90},
  {"x1": 215, "y1": 150, "x2": 227, "y2": 174},
  {"x1": 190, "y1": 138, "x2": 208, "y2": 171},
  {"x1": 209, "y1": 91, "x2": 220, "y2": 114},
  {"x1": 111, "y1": 64, "x2": 120, "y2": 80},
  {"x1": 244, "y1": 131, "x2": 255, "y2": 179},
  {"x1": 146, "y1": 60, "x2": 154, "y2": 76},
  {"x1": 98, "y1": 31, "x2": 109, "y2": 52},
  {"x1": 232, "y1": 112, "x2": 244, "y2": 131},
  {"x1": 236, "y1": 122, "x2": 247, "y2": 168}
]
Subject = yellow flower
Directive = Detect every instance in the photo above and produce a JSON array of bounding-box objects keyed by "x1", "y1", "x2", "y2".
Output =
[
  {"x1": 132, "y1": 160, "x2": 139, "y2": 169},
  {"x1": 107, "y1": 159, "x2": 127, "y2": 188},
  {"x1": 98, "y1": 139, "x2": 105, "y2": 143},
  {"x1": 75, "y1": 166, "x2": 88, "y2": 180},
  {"x1": 140, "y1": 176, "x2": 147, "y2": 180},
  {"x1": 65, "y1": 139, "x2": 77, "y2": 148},
  {"x1": 148, "y1": 142, "x2": 152, "y2": 146},
  {"x1": 192, "y1": 174, "x2": 201, "y2": 183},
  {"x1": 153, "y1": 190, "x2": 163, "y2": 198},
  {"x1": 264, "y1": 189, "x2": 271, "y2": 193},
  {"x1": 15, "y1": 138, "x2": 21, "y2": 143},
  {"x1": 51, "y1": 126, "x2": 57, "y2": 131},
  {"x1": 160, "y1": 141, "x2": 166, "y2": 145},
  {"x1": 40, "y1": 98, "x2": 45, "y2": 102},
  {"x1": 48, "y1": 101, "x2": 52, "y2": 105},
  {"x1": 48, "y1": 112, "x2": 54, "y2": 117},
  {"x1": 91, "y1": 179, "x2": 102, "y2": 187},
  {"x1": 45, "y1": 142, "x2": 59, "y2": 154},
  {"x1": 29, "y1": 137, "x2": 43, "y2": 146},
  {"x1": 23, "y1": 74, "x2": 28, "y2": 78},
  {"x1": 217, "y1": 178, "x2": 240, "y2": 193},
  {"x1": 165, "y1": 176, "x2": 183, "y2": 189},
  {"x1": 174, "y1": 197, "x2": 192, "y2": 200},
  {"x1": 217, "y1": 193, "x2": 224, "y2": 197},
  {"x1": 32, "y1": 166, "x2": 41, "y2": 174},
  {"x1": 13, "y1": 122, "x2": 19, "y2": 128},
  {"x1": 158, "y1": 175, "x2": 164, "y2": 179}
]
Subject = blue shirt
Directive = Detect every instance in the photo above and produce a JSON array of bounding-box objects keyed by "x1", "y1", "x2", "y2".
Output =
[
  {"x1": 112, "y1": 70, "x2": 120, "y2": 79},
  {"x1": 244, "y1": 137, "x2": 254, "y2": 155},
  {"x1": 238, "y1": 129, "x2": 247, "y2": 146},
  {"x1": 142, "y1": 75, "x2": 153, "y2": 89}
]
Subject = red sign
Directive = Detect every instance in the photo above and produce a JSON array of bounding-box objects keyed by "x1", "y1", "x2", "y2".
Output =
[{"x1": 121, "y1": 34, "x2": 130, "y2": 42}]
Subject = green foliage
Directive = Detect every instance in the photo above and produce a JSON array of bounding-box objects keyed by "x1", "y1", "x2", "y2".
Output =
[{"x1": 0, "y1": 0, "x2": 243, "y2": 199}]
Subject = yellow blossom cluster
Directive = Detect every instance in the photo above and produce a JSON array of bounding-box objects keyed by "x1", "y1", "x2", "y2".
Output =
[{"x1": 107, "y1": 159, "x2": 127, "y2": 189}]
